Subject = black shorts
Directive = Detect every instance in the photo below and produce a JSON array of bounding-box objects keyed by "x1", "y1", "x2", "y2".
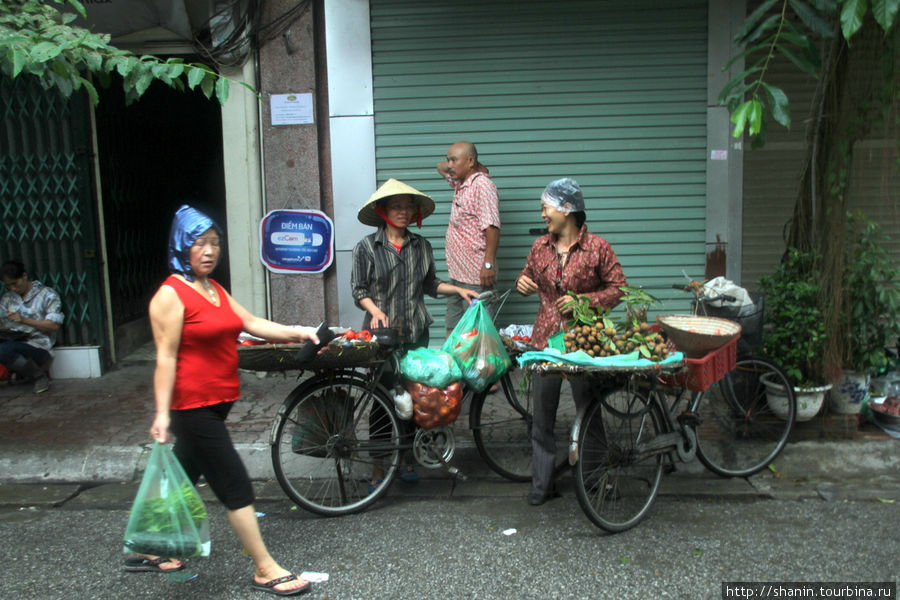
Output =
[{"x1": 170, "y1": 401, "x2": 255, "y2": 511}]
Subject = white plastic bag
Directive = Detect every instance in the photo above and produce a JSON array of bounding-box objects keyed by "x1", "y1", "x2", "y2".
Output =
[{"x1": 701, "y1": 277, "x2": 753, "y2": 308}]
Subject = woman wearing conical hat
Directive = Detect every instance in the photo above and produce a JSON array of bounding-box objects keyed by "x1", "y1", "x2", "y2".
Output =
[
  {"x1": 352, "y1": 179, "x2": 478, "y2": 486},
  {"x1": 351, "y1": 178, "x2": 478, "y2": 346}
]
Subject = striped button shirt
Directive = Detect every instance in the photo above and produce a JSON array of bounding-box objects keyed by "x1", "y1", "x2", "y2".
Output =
[{"x1": 351, "y1": 228, "x2": 443, "y2": 344}]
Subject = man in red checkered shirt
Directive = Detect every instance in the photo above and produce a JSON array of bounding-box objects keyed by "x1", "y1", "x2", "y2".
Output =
[{"x1": 437, "y1": 141, "x2": 501, "y2": 334}]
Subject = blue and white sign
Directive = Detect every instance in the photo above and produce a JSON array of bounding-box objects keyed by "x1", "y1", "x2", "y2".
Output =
[{"x1": 259, "y1": 209, "x2": 334, "y2": 274}]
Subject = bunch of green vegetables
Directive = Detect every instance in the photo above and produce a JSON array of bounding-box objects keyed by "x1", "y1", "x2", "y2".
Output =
[
  {"x1": 561, "y1": 287, "x2": 669, "y2": 360},
  {"x1": 123, "y1": 481, "x2": 209, "y2": 558}
]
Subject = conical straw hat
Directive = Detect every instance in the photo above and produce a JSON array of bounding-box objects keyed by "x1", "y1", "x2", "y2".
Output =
[{"x1": 357, "y1": 178, "x2": 435, "y2": 227}]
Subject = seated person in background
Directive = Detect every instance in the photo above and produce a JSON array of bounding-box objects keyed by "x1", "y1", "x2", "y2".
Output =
[{"x1": 0, "y1": 260, "x2": 63, "y2": 393}]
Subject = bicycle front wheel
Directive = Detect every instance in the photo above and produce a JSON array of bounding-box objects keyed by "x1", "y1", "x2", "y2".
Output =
[
  {"x1": 271, "y1": 375, "x2": 401, "y2": 516},
  {"x1": 574, "y1": 387, "x2": 664, "y2": 533},
  {"x1": 692, "y1": 356, "x2": 796, "y2": 477},
  {"x1": 471, "y1": 368, "x2": 570, "y2": 482}
]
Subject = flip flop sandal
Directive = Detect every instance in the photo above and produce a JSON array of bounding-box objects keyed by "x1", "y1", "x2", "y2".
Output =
[
  {"x1": 123, "y1": 556, "x2": 184, "y2": 573},
  {"x1": 251, "y1": 573, "x2": 311, "y2": 596},
  {"x1": 398, "y1": 466, "x2": 419, "y2": 483}
]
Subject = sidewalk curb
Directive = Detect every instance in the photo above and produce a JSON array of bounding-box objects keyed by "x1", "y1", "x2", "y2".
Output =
[{"x1": 1, "y1": 439, "x2": 897, "y2": 487}]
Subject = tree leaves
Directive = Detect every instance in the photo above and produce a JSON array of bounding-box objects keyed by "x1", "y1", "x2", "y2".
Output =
[
  {"x1": 29, "y1": 41, "x2": 61, "y2": 63},
  {"x1": 840, "y1": 0, "x2": 868, "y2": 40},
  {"x1": 721, "y1": 0, "x2": 897, "y2": 146},
  {"x1": 761, "y1": 82, "x2": 791, "y2": 128},
  {"x1": 1, "y1": 0, "x2": 255, "y2": 107},
  {"x1": 790, "y1": 0, "x2": 836, "y2": 36},
  {"x1": 871, "y1": 0, "x2": 900, "y2": 31}
]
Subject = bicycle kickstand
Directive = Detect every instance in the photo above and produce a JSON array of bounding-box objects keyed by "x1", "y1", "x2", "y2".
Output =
[{"x1": 443, "y1": 463, "x2": 467, "y2": 497}]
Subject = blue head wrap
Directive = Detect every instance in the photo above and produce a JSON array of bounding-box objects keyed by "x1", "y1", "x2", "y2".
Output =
[
  {"x1": 167, "y1": 205, "x2": 223, "y2": 282},
  {"x1": 541, "y1": 178, "x2": 585, "y2": 213}
]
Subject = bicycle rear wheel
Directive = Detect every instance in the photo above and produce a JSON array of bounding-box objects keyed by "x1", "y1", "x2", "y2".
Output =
[
  {"x1": 574, "y1": 387, "x2": 664, "y2": 533},
  {"x1": 271, "y1": 375, "x2": 400, "y2": 516},
  {"x1": 471, "y1": 368, "x2": 569, "y2": 482},
  {"x1": 692, "y1": 355, "x2": 796, "y2": 477}
]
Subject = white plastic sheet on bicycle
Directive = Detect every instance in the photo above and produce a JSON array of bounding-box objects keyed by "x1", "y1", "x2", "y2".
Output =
[
  {"x1": 441, "y1": 300, "x2": 512, "y2": 393},
  {"x1": 123, "y1": 442, "x2": 211, "y2": 558}
]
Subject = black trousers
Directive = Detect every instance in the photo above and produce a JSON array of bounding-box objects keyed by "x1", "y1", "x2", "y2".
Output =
[{"x1": 170, "y1": 401, "x2": 255, "y2": 511}]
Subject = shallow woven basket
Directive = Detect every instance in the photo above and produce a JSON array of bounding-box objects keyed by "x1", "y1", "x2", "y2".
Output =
[
  {"x1": 656, "y1": 315, "x2": 742, "y2": 359},
  {"x1": 237, "y1": 341, "x2": 380, "y2": 372}
]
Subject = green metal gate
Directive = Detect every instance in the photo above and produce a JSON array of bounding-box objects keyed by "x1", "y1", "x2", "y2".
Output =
[{"x1": 0, "y1": 77, "x2": 106, "y2": 348}]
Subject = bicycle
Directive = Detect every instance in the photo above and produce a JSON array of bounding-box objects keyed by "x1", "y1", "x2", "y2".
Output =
[
  {"x1": 253, "y1": 290, "x2": 570, "y2": 516},
  {"x1": 534, "y1": 282, "x2": 798, "y2": 533}
]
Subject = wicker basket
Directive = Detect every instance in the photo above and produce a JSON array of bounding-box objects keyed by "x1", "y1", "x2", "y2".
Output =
[
  {"x1": 656, "y1": 315, "x2": 741, "y2": 359},
  {"x1": 237, "y1": 341, "x2": 380, "y2": 372}
]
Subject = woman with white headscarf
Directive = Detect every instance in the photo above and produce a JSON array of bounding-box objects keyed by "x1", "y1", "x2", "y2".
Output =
[{"x1": 515, "y1": 178, "x2": 627, "y2": 506}]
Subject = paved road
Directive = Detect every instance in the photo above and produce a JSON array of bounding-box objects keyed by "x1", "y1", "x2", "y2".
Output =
[{"x1": 1, "y1": 477, "x2": 897, "y2": 600}]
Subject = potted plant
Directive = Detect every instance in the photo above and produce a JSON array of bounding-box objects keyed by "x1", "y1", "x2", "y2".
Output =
[
  {"x1": 832, "y1": 215, "x2": 900, "y2": 414},
  {"x1": 758, "y1": 248, "x2": 831, "y2": 421}
]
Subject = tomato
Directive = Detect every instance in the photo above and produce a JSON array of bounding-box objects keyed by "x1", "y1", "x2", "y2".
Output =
[
  {"x1": 358, "y1": 330, "x2": 373, "y2": 342},
  {"x1": 343, "y1": 330, "x2": 357, "y2": 340}
]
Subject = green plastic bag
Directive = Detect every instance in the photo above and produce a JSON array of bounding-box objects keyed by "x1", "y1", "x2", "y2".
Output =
[
  {"x1": 399, "y1": 347, "x2": 462, "y2": 388},
  {"x1": 441, "y1": 300, "x2": 512, "y2": 393},
  {"x1": 123, "y1": 442, "x2": 211, "y2": 558}
]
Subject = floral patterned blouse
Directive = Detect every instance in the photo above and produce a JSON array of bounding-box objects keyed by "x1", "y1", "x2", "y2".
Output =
[{"x1": 517, "y1": 225, "x2": 627, "y2": 348}]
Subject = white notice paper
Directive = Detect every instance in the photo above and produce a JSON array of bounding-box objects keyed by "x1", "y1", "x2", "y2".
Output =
[{"x1": 271, "y1": 93, "x2": 314, "y2": 125}]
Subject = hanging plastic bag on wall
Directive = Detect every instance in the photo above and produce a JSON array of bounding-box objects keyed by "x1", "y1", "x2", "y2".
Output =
[{"x1": 123, "y1": 442, "x2": 211, "y2": 558}]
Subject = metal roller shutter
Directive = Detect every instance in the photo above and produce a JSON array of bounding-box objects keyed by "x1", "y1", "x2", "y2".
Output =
[{"x1": 370, "y1": 0, "x2": 709, "y2": 335}]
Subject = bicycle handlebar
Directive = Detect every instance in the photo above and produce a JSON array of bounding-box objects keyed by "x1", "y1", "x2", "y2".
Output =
[{"x1": 672, "y1": 283, "x2": 736, "y2": 304}]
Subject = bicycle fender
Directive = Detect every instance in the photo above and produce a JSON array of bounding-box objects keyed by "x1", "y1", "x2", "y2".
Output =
[{"x1": 567, "y1": 411, "x2": 585, "y2": 466}]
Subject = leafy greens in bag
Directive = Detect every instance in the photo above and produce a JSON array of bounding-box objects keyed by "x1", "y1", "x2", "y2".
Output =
[
  {"x1": 441, "y1": 301, "x2": 511, "y2": 393},
  {"x1": 123, "y1": 442, "x2": 211, "y2": 558}
]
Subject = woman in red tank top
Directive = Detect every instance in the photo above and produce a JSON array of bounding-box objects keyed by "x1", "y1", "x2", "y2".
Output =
[{"x1": 126, "y1": 206, "x2": 318, "y2": 597}]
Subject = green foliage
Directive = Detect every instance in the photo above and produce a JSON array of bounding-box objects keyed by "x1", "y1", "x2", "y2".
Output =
[
  {"x1": 0, "y1": 0, "x2": 255, "y2": 105},
  {"x1": 719, "y1": 0, "x2": 899, "y2": 147},
  {"x1": 134, "y1": 481, "x2": 208, "y2": 534},
  {"x1": 563, "y1": 291, "x2": 602, "y2": 328},
  {"x1": 758, "y1": 248, "x2": 829, "y2": 387},
  {"x1": 841, "y1": 214, "x2": 900, "y2": 374}
]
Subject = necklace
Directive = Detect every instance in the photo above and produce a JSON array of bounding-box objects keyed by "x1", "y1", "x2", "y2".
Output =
[{"x1": 200, "y1": 279, "x2": 217, "y2": 301}]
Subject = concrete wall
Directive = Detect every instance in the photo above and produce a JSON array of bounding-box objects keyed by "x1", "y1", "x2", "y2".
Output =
[
  {"x1": 324, "y1": 0, "x2": 375, "y2": 331},
  {"x1": 256, "y1": 0, "x2": 334, "y2": 326}
]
